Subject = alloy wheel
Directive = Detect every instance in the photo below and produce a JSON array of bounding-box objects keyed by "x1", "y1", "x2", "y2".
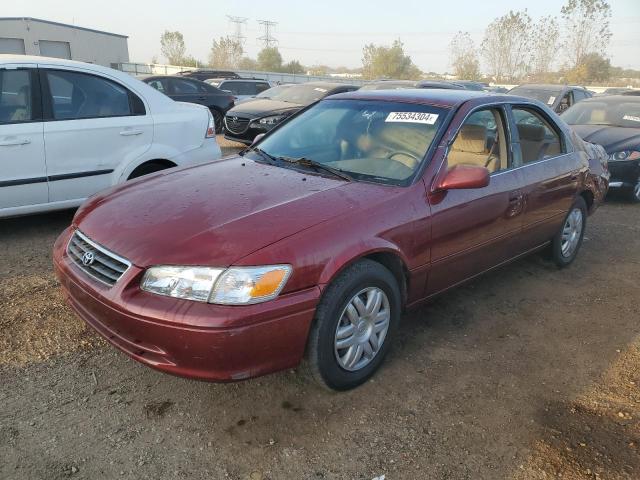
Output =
[
  {"x1": 334, "y1": 287, "x2": 390, "y2": 372},
  {"x1": 561, "y1": 208, "x2": 584, "y2": 258}
]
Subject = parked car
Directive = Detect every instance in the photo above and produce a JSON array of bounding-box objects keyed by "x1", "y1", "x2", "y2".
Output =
[
  {"x1": 0, "y1": 55, "x2": 221, "y2": 219},
  {"x1": 508, "y1": 84, "x2": 592, "y2": 114},
  {"x1": 562, "y1": 95, "x2": 640, "y2": 202},
  {"x1": 360, "y1": 80, "x2": 420, "y2": 90},
  {"x1": 453, "y1": 80, "x2": 488, "y2": 91},
  {"x1": 140, "y1": 75, "x2": 234, "y2": 132},
  {"x1": 208, "y1": 78, "x2": 272, "y2": 102},
  {"x1": 223, "y1": 81, "x2": 358, "y2": 144},
  {"x1": 53, "y1": 89, "x2": 607, "y2": 390},
  {"x1": 599, "y1": 87, "x2": 633, "y2": 96},
  {"x1": 176, "y1": 69, "x2": 239, "y2": 82},
  {"x1": 234, "y1": 84, "x2": 294, "y2": 105},
  {"x1": 417, "y1": 80, "x2": 467, "y2": 90}
]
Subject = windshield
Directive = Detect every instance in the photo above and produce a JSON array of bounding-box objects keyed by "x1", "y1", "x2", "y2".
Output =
[
  {"x1": 256, "y1": 85, "x2": 292, "y2": 99},
  {"x1": 267, "y1": 84, "x2": 335, "y2": 105},
  {"x1": 562, "y1": 99, "x2": 640, "y2": 128},
  {"x1": 252, "y1": 99, "x2": 447, "y2": 185},
  {"x1": 510, "y1": 87, "x2": 563, "y2": 106}
]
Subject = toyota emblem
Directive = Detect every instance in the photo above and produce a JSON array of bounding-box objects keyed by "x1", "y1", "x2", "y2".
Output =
[{"x1": 81, "y1": 251, "x2": 95, "y2": 266}]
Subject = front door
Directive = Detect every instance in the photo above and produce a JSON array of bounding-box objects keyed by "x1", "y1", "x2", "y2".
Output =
[
  {"x1": 426, "y1": 106, "x2": 526, "y2": 296},
  {"x1": 0, "y1": 66, "x2": 47, "y2": 212}
]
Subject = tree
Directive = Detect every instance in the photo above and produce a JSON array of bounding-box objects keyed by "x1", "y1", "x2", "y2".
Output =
[
  {"x1": 238, "y1": 57, "x2": 258, "y2": 70},
  {"x1": 566, "y1": 52, "x2": 610, "y2": 83},
  {"x1": 160, "y1": 30, "x2": 187, "y2": 65},
  {"x1": 481, "y1": 10, "x2": 532, "y2": 82},
  {"x1": 561, "y1": 0, "x2": 612, "y2": 69},
  {"x1": 530, "y1": 16, "x2": 560, "y2": 81},
  {"x1": 361, "y1": 40, "x2": 422, "y2": 80},
  {"x1": 257, "y1": 47, "x2": 283, "y2": 72},
  {"x1": 283, "y1": 60, "x2": 305, "y2": 74},
  {"x1": 208, "y1": 36, "x2": 243, "y2": 69},
  {"x1": 449, "y1": 31, "x2": 481, "y2": 80}
]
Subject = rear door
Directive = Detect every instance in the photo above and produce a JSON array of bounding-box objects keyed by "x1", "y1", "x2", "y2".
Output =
[
  {"x1": 426, "y1": 105, "x2": 526, "y2": 295},
  {"x1": 509, "y1": 105, "x2": 579, "y2": 250},
  {"x1": 41, "y1": 67, "x2": 153, "y2": 202},
  {"x1": 0, "y1": 65, "x2": 47, "y2": 211},
  {"x1": 168, "y1": 77, "x2": 208, "y2": 106}
]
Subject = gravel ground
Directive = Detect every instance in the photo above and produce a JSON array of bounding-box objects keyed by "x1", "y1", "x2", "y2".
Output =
[{"x1": 1, "y1": 151, "x2": 639, "y2": 479}]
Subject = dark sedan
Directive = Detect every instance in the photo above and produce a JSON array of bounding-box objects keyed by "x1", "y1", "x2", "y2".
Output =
[
  {"x1": 141, "y1": 75, "x2": 235, "y2": 132},
  {"x1": 223, "y1": 82, "x2": 358, "y2": 144},
  {"x1": 54, "y1": 89, "x2": 607, "y2": 391},
  {"x1": 509, "y1": 84, "x2": 592, "y2": 114},
  {"x1": 563, "y1": 95, "x2": 640, "y2": 202}
]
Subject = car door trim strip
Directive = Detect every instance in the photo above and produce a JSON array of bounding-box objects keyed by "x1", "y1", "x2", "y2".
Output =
[{"x1": 1, "y1": 169, "x2": 114, "y2": 187}]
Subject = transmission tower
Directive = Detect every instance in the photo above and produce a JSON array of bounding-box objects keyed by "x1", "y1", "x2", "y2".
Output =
[
  {"x1": 257, "y1": 19, "x2": 278, "y2": 48},
  {"x1": 227, "y1": 15, "x2": 248, "y2": 45}
]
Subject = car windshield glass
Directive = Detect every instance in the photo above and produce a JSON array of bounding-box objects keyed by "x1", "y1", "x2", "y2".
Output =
[
  {"x1": 562, "y1": 99, "x2": 640, "y2": 128},
  {"x1": 267, "y1": 84, "x2": 334, "y2": 105},
  {"x1": 256, "y1": 85, "x2": 289, "y2": 98},
  {"x1": 510, "y1": 87, "x2": 563, "y2": 106},
  {"x1": 252, "y1": 99, "x2": 447, "y2": 185}
]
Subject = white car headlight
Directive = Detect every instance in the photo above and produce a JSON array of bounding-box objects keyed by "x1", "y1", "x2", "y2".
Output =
[
  {"x1": 141, "y1": 265, "x2": 292, "y2": 305},
  {"x1": 141, "y1": 266, "x2": 224, "y2": 302},
  {"x1": 257, "y1": 115, "x2": 286, "y2": 126},
  {"x1": 609, "y1": 150, "x2": 640, "y2": 162}
]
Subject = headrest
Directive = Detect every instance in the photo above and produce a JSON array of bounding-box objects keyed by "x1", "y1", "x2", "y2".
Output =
[
  {"x1": 453, "y1": 124, "x2": 486, "y2": 153},
  {"x1": 517, "y1": 123, "x2": 545, "y2": 142},
  {"x1": 590, "y1": 109, "x2": 606, "y2": 123}
]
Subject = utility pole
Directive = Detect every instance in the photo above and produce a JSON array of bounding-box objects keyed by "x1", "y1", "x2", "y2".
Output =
[
  {"x1": 226, "y1": 15, "x2": 248, "y2": 45},
  {"x1": 257, "y1": 19, "x2": 278, "y2": 48}
]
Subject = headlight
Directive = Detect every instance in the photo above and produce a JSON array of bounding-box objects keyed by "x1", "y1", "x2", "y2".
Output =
[
  {"x1": 141, "y1": 264, "x2": 292, "y2": 305},
  {"x1": 609, "y1": 150, "x2": 640, "y2": 161},
  {"x1": 141, "y1": 266, "x2": 223, "y2": 302},
  {"x1": 256, "y1": 115, "x2": 286, "y2": 127},
  {"x1": 210, "y1": 265, "x2": 292, "y2": 305}
]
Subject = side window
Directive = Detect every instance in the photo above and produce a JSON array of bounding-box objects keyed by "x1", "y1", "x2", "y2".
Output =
[
  {"x1": 0, "y1": 69, "x2": 33, "y2": 123},
  {"x1": 46, "y1": 70, "x2": 132, "y2": 120},
  {"x1": 147, "y1": 79, "x2": 167, "y2": 94},
  {"x1": 171, "y1": 79, "x2": 199, "y2": 94},
  {"x1": 256, "y1": 83, "x2": 270, "y2": 94},
  {"x1": 512, "y1": 107, "x2": 564, "y2": 164},
  {"x1": 558, "y1": 92, "x2": 572, "y2": 112},
  {"x1": 448, "y1": 108, "x2": 509, "y2": 173},
  {"x1": 573, "y1": 90, "x2": 587, "y2": 102},
  {"x1": 220, "y1": 82, "x2": 241, "y2": 95}
]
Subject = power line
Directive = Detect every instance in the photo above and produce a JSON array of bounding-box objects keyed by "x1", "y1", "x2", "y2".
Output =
[
  {"x1": 226, "y1": 15, "x2": 248, "y2": 45},
  {"x1": 257, "y1": 19, "x2": 278, "y2": 48}
]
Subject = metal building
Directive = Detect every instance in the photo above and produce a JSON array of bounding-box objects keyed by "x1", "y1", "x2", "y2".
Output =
[{"x1": 0, "y1": 17, "x2": 129, "y2": 67}]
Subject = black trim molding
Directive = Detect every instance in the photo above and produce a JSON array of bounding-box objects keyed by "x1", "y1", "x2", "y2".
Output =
[{"x1": 0, "y1": 169, "x2": 114, "y2": 188}]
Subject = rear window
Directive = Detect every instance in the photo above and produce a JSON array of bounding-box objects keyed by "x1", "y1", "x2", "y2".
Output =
[{"x1": 562, "y1": 99, "x2": 640, "y2": 128}]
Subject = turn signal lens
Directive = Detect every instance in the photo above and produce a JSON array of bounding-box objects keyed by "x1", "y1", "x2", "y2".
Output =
[{"x1": 209, "y1": 265, "x2": 292, "y2": 305}]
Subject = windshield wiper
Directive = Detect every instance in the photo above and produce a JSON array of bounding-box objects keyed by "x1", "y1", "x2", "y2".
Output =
[
  {"x1": 241, "y1": 145, "x2": 278, "y2": 164},
  {"x1": 278, "y1": 156, "x2": 353, "y2": 182}
]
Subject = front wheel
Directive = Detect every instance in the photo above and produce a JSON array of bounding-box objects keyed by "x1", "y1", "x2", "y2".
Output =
[
  {"x1": 211, "y1": 110, "x2": 223, "y2": 134},
  {"x1": 551, "y1": 196, "x2": 587, "y2": 268},
  {"x1": 306, "y1": 259, "x2": 401, "y2": 391}
]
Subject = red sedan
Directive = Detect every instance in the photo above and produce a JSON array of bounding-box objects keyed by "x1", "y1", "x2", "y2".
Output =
[{"x1": 53, "y1": 90, "x2": 609, "y2": 390}]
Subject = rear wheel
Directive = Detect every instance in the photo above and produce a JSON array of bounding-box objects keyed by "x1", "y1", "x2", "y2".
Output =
[
  {"x1": 211, "y1": 109, "x2": 223, "y2": 134},
  {"x1": 128, "y1": 161, "x2": 172, "y2": 180},
  {"x1": 306, "y1": 259, "x2": 401, "y2": 391},
  {"x1": 551, "y1": 196, "x2": 587, "y2": 268}
]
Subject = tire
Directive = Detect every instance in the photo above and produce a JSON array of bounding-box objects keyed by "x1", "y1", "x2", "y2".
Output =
[
  {"x1": 551, "y1": 196, "x2": 587, "y2": 268},
  {"x1": 128, "y1": 162, "x2": 170, "y2": 180},
  {"x1": 306, "y1": 259, "x2": 401, "y2": 391},
  {"x1": 211, "y1": 109, "x2": 224, "y2": 134},
  {"x1": 624, "y1": 178, "x2": 640, "y2": 203}
]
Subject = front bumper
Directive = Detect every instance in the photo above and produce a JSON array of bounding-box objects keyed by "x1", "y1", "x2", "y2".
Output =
[
  {"x1": 53, "y1": 227, "x2": 320, "y2": 382},
  {"x1": 607, "y1": 160, "x2": 640, "y2": 188}
]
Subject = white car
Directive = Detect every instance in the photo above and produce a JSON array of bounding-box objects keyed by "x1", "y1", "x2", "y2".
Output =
[{"x1": 0, "y1": 55, "x2": 222, "y2": 218}]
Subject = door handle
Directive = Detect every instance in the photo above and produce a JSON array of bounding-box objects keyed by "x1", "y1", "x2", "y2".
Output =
[
  {"x1": 0, "y1": 138, "x2": 31, "y2": 146},
  {"x1": 119, "y1": 129, "x2": 143, "y2": 136},
  {"x1": 197, "y1": 96, "x2": 207, "y2": 101}
]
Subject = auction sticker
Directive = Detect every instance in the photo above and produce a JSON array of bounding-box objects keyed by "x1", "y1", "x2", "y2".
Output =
[
  {"x1": 547, "y1": 96, "x2": 556, "y2": 105},
  {"x1": 623, "y1": 114, "x2": 640, "y2": 122},
  {"x1": 385, "y1": 112, "x2": 439, "y2": 124}
]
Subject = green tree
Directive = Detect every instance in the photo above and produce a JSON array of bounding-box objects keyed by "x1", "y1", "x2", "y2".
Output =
[
  {"x1": 257, "y1": 47, "x2": 283, "y2": 72},
  {"x1": 209, "y1": 36, "x2": 243, "y2": 69},
  {"x1": 561, "y1": 0, "x2": 612, "y2": 69},
  {"x1": 449, "y1": 31, "x2": 481, "y2": 80},
  {"x1": 160, "y1": 30, "x2": 187, "y2": 65},
  {"x1": 238, "y1": 57, "x2": 258, "y2": 70},
  {"x1": 283, "y1": 60, "x2": 305, "y2": 74},
  {"x1": 361, "y1": 40, "x2": 422, "y2": 80},
  {"x1": 481, "y1": 10, "x2": 532, "y2": 82},
  {"x1": 566, "y1": 52, "x2": 610, "y2": 83}
]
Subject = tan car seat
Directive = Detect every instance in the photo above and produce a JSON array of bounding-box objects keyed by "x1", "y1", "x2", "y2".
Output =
[{"x1": 447, "y1": 124, "x2": 490, "y2": 169}]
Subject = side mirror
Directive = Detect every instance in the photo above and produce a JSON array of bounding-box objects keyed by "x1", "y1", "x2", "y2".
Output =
[
  {"x1": 436, "y1": 165, "x2": 490, "y2": 190},
  {"x1": 251, "y1": 133, "x2": 266, "y2": 146}
]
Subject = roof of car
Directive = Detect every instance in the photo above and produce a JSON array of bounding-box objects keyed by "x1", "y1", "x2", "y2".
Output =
[
  {"x1": 512, "y1": 83, "x2": 587, "y2": 91},
  {"x1": 579, "y1": 94, "x2": 640, "y2": 103},
  {"x1": 329, "y1": 88, "x2": 503, "y2": 108},
  {"x1": 297, "y1": 81, "x2": 358, "y2": 90},
  {"x1": 218, "y1": 78, "x2": 270, "y2": 83}
]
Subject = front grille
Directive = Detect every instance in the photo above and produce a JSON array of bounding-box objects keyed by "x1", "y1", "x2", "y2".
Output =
[
  {"x1": 67, "y1": 230, "x2": 131, "y2": 287},
  {"x1": 224, "y1": 115, "x2": 251, "y2": 134}
]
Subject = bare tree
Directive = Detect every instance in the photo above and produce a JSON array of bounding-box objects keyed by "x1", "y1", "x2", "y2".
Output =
[
  {"x1": 561, "y1": 0, "x2": 612, "y2": 69},
  {"x1": 160, "y1": 31, "x2": 186, "y2": 65},
  {"x1": 481, "y1": 10, "x2": 532, "y2": 82},
  {"x1": 449, "y1": 31, "x2": 481, "y2": 80},
  {"x1": 530, "y1": 16, "x2": 560, "y2": 80},
  {"x1": 208, "y1": 36, "x2": 243, "y2": 69}
]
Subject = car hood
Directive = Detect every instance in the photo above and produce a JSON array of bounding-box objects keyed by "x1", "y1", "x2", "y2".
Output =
[
  {"x1": 227, "y1": 99, "x2": 303, "y2": 119},
  {"x1": 571, "y1": 125, "x2": 640, "y2": 153},
  {"x1": 73, "y1": 157, "x2": 364, "y2": 267}
]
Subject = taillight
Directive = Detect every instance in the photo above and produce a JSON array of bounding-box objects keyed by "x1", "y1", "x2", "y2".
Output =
[{"x1": 206, "y1": 110, "x2": 216, "y2": 137}]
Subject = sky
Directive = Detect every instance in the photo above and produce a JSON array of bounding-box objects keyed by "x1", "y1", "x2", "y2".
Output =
[{"x1": 3, "y1": 0, "x2": 640, "y2": 72}]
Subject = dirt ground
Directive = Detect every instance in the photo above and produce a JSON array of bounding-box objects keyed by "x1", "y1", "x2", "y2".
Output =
[{"x1": 1, "y1": 143, "x2": 639, "y2": 479}]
